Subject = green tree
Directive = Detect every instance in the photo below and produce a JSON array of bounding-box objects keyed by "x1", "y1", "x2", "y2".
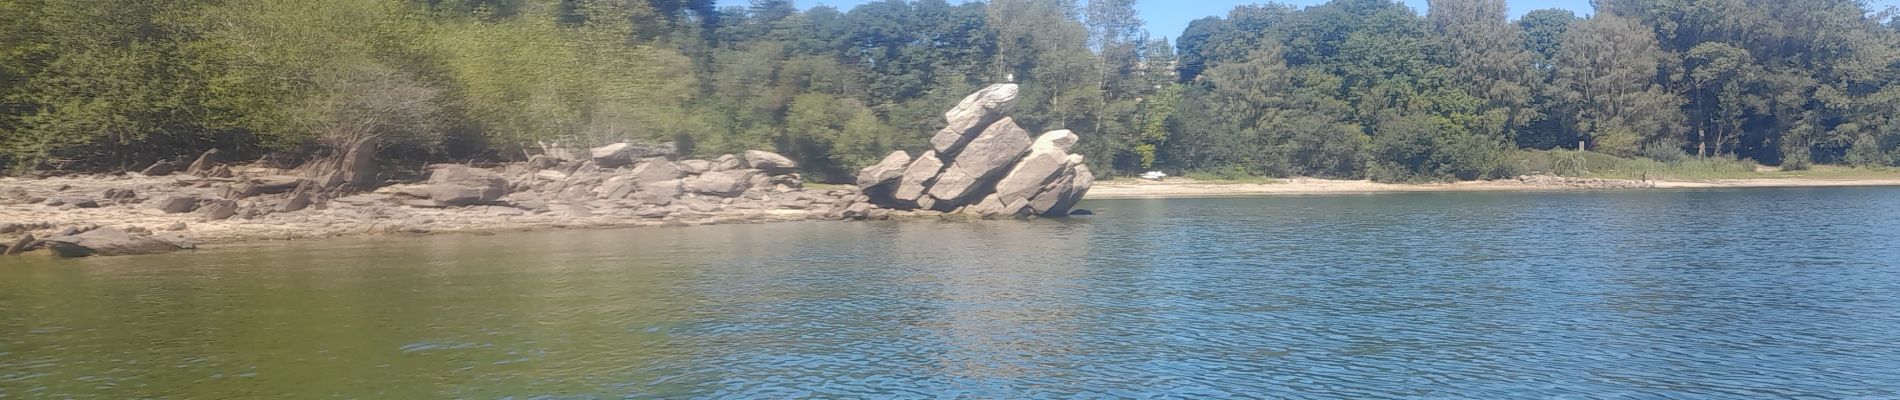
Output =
[{"x1": 1550, "y1": 14, "x2": 1685, "y2": 156}]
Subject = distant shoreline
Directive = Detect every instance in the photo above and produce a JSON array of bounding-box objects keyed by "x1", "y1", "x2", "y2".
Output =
[{"x1": 1088, "y1": 176, "x2": 1900, "y2": 199}]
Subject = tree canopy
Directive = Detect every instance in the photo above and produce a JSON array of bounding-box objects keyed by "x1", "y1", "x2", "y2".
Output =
[{"x1": 3, "y1": 0, "x2": 1897, "y2": 181}]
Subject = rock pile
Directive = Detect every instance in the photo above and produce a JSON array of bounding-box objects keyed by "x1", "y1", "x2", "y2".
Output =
[
  {"x1": 0, "y1": 144, "x2": 879, "y2": 258},
  {"x1": 857, "y1": 84, "x2": 1094, "y2": 217}
]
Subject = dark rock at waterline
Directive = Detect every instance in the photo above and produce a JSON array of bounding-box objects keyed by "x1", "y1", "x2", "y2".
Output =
[
  {"x1": 3, "y1": 233, "x2": 35, "y2": 256},
  {"x1": 141, "y1": 160, "x2": 179, "y2": 176},
  {"x1": 44, "y1": 196, "x2": 99, "y2": 208},
  {"x1": 101, "y1": 188, "x2": 138, "y2": 201},
  {"x1": 41, "y1": 227, "x2": 191, "y2": 257}
]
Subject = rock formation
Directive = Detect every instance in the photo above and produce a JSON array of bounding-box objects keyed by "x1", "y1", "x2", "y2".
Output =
[{"x1": 858, "y1": 84, "x2": 1094, "y2": 217}]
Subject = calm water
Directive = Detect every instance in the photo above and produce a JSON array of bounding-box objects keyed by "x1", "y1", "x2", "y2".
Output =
[{"x1": 5, "y1": 188, "x2": 1900, "y2": 398}]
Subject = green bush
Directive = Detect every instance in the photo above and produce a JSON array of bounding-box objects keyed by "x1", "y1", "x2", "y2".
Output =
[{"x1": 1507, "y1": 149, "x2": 1757, "y2": 179}]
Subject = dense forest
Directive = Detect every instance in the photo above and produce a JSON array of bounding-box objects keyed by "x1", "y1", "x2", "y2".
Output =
[{"x1": 2, "y1": 0, "x2": 1897, "y2": 182}]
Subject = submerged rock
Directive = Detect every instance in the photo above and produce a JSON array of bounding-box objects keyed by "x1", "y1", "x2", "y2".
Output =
[{"x1": 42, "y1": 227, "x2": 191, "y2": 257}]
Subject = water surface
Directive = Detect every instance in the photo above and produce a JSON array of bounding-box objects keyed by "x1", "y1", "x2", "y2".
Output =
[{"x1": 4, "y1": 188, "x2": 1900, "y2": 398}]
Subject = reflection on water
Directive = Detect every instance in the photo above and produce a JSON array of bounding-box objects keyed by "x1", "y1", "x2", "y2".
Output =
[{"x1": 4, "y1": 188, "x2": 1900, "y2": 398}]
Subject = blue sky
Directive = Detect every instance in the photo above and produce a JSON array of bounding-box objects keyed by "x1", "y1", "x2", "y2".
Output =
[{"x1": 719, "y1": 0, "x2": 1900, "y2": 40}]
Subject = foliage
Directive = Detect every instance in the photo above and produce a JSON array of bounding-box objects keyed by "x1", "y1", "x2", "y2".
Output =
[{"x1": 2, "y1": 0, "x2": 1898, "y2": 183}]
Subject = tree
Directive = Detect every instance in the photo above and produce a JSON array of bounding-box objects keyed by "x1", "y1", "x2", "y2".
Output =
[
  {"x1": 1517, "y1": 9, "x2": 1577, "y2": 62},
  {"x1": 1428, "y1": 0, "x2": 1537, "y2": 140},
  {"x1": 1551, "y1": 14, "x2": 1685, "y2": 156}
]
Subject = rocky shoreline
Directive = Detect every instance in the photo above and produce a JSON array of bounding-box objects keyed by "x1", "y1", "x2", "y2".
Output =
[
  {"x1": 0, "y1": 150, "x2": 922, "y2": 257},
  {"x1": 1, "y1": 84, "x2": 1101, "y2": 258}
]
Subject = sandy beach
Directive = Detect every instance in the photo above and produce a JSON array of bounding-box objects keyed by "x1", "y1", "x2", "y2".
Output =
[{"x1": 1088, "y1": 176, "x2": 1900, "y2": 199}]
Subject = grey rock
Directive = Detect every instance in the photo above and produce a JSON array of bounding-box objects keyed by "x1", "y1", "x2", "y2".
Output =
[
  {"x1": 589, "y1": 143, "x2": 638, "y2": 168},
  {"x1": 856, "y1": 150, "x2": 912, "y2": 199},
  {"x1": 46, "y1": 196, "x2": 99, "y2": 208},
  {"x1": 744, "y1": 150, "x2": 797, "y2": 172},
  {"x1": 101, "y1": 188, "x2": 137, "y2": 201},
  {"x1": 426, "y1": 165, "x2": 507, "y2": 205},
  {"x1": 186, "y1": 149, "x2": 219, "y2": 175},
  {"x1": 893, "y1": 151, "x2": 944, "y2": 203},
  {"x1": 599, "y1": 178, "x2": 639, "y2": 200},
  {"x1": 686, "y1": 170, "x2": 755, "y2": 197},
  {"x1": 428, "y1": 185, "x2": 489, "y2": 206},
  {"x1": 931, "y1": 83, "x2": 1020, "y2": 156},
  {"x1": 249, "y1": 176, "x2": 307, "y2": 194},
  {"x1": 992, "y1": 130, "x2": 1079, "y2": 206},
  {"x1": 636, "y1": 179, "x2": 685, "y2": 206},
  {"x1": 679, "y1": 197, "x2": 722, "y2": 213},
  {"x1": 590, "y1": 142, "x2": 677, "y2": 168},
  {"x1": 281, "y1": 192, "x2": 312, "y2": 212},
  {"x1": 927, "y1": 117, "x2": 1033, "y2": 203},
  {"x1": 42, "y1": 227, "x2": 188, "y2": 257},
  {"x1": 1026, "y1": 161, "x2": 1093, "y2": 217},
  {"x1": 677, "y1": 160, "x2": 713, "y2": 174},
  {"x1": 141, "y1": 160, "x2": 179, "y2": 176},
  {"x1": 154, "y1": 196, "x2": 199, "y2": 214},
  {"x1": 712, "y1": 154, "x2": 744, "y2": 171},
  {"x1": 199, "y1": 200, "x2": 238, "y2": 220},
  {"x1": 628, "y1": 158, "x2": 684, "y2": 184},
  {"x1": 567, "y1": 200, "x2": 593, "y2": 218},
  {"x1": 840, "y1": 203, "x2": 876, "y2": 220},
  {"x1": 535, "y1": 170, "x2": 570, "y2": 181},
  {"x1": 149, "y1": 232, "x2": 196, "y2": 250},
  {"x1": 402, "y1": 199, "x2": 451, "y2": 208}
]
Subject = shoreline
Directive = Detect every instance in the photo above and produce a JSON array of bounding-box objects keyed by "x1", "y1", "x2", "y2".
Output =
[
  {"x1": 10, "y1": 171, "x2": 1900, "y2": 257},
  {"x1": 1087, "y1": 176, "x2": 1900, "y2": 199}
]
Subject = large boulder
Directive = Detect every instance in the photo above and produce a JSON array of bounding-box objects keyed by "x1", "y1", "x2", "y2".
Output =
[
  {"x1": 154, "y1": 196, "x2": 200, "y2": 214},
  {"x1": 991, "y1": 130, "x2": 1078, "y2": 206},
  {"x1": 857, "y1": 151, "x2": 913, "y2": 204},
  {"x1": 628, "y1": 158, "x2": 684, "y2": 184},
  {"x1": 930, "y1": 84, "x2": 1020, "y2": 156},
  {"x1": 42, "y1": 227, "x2": 190, "y2": 257},
  {"x1": 140, "y1": 160, "x2": 179, "y2": 176},
  {"x1": 711, "y1": 154, "x2": 745, "y2": 171},
  {"x1": 636, "y1": 179, "x2": 685, "y2": 206},
  {"x1": 1025, "y1": 159, "x2": 1094, "y2": 216},
  {"x1": 426, "y1": 165, "x2": 507, "y2": 206},
  {"x1": 677, "y1": 159, "x2": 713, "y2": 174},
  {"x1": 743, "y1": 150, "x2": 798, "y2": 172},
  {"x1": 249, "y1": 176, "x2": 308, "y2": 194},
  {"x1": 892, "y1": 150, "x2": 944, "y2": 203},
  {"x1": 199, "y1": 200, "x2": 239, "y2": 220},
  {"x1": 686, "y1": 170, "x2": 755, "y2": 197},
  {"x1": 590, "y1": 142, "x2": 677, "y2": 168},
  {"x1": 927, "y1": 118, "x2": 1033, "y2": 203},
  {"x1": 848, "y1": 85, "x2": 1091, "y2": 218},
  {"x1": 185, "y1": 149, "x2": 219, "y2": 175},
  {"x1": 45, "y1": 196, "x2": 99, "y2": 208},
  {"x1": 856, "y1": 151, "x2": 912, "y2": 189}
]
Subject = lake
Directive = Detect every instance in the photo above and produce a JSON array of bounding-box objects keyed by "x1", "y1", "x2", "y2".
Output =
[{"x1": 5, "y1": 188, "x2": 1900, "y2": 398}]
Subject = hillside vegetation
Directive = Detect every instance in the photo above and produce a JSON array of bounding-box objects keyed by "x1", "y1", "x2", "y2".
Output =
[{"x1": 2, "y1": 0, "x2": 1897, "y2": 183}]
